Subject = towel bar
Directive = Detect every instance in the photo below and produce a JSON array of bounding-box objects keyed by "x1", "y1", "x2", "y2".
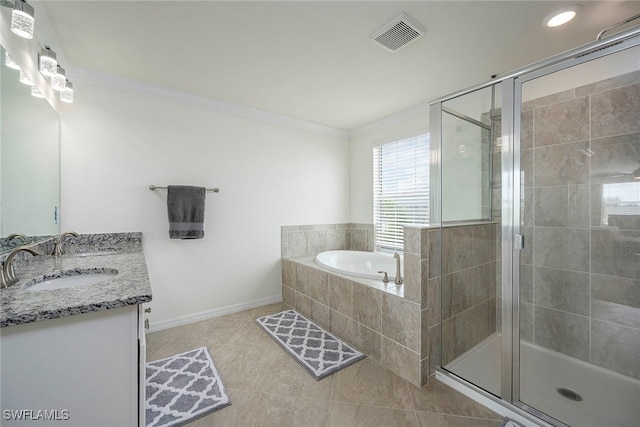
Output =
[{"x1": 149, "y1": 185, "x2": 219, "y2": 193}]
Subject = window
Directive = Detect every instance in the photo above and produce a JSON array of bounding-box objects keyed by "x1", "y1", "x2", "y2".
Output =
[
  {"x1": 601, "y1": 182, "x2": 640, "y2": 227},
  {"x1": 373, "y1": 134, "x2": 430, "y2": 251}
]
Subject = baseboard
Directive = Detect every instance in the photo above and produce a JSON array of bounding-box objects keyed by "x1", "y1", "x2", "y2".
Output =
[{"x1": 147, "y1": 295, "x2": 282, "y2": 333}]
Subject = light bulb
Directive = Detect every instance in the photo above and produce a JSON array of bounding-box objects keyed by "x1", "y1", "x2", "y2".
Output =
[
  {"x1": 542, "y1": 5, "x2": 582, "y2": 28},
  {"x1": 31, "y1": 86, "x2": 45, "y2": 98},
  {"x1": 51, "y1": 65, "x2": 66, "y2": 91},
  {"x1": 39, "y1": 47, "x2": 57, "y2": 77},
  {"x1": 5, "y1": 52, "x2": 21, "y2": 70},
  {"x1": 19, "y1": 70, "x2": 32, "y2": 86},
  {"x1": 11, "y1": 0, "x2": 35, "y2": 39},
  {"x1": 60, "y1": 80, "x2": 73, "y2": 103}
]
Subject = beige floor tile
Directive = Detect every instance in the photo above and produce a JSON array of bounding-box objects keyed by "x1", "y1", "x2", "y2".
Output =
[
  {"x1": 182, "y1": 316, "x2": 247, "y2": 345},
  {"x1": 145, "y1": 332, "x2": 174, "y2": 361},
  {"x1": 234, "y1": 391, "x2": 329, "y2": 427},
  {"x1": 146, "y1": 316, "x2": 245, "y2": 358},
  {"x1": 255, "y1": 302, "x2": 292, "y2": 318},
  {"x1": 326, "y1": 402, "x2": 419, "y2": 427},
  {"x1": 145, "y1": 303, "x2": 506, "y2": 427},
  {"x1": 146, "y1": 331, "x2": 219, "y2": 362},
  {"x1": 187, "y1": 389, "x2": 253, "y2": 427},
  {"x1": 256, "y1": 354, "x2": 335, "y2": 400},
  {"x1": 409, "y1": 381, "x2": 501, "y2": 420},
  {"x1": 220, "y1": 305, "x2": 273, "y2": 321},
  {"x1": 212, "y1": 343, "x2": 282, "y2": 391},
  {"x1": 226, "y1": 320, "x2": 283, "y2": 350},
  {"x1": 331, "y1": 358, "x2": 414, "y2": 410}
]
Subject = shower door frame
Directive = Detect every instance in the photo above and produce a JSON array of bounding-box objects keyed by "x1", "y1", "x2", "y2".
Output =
[
  {"x1": 506, "y1": 32, "x2": 640, "y2": 426},
  {"x1": 433, "y1": 25, "x2": 640, "y2": 427}
]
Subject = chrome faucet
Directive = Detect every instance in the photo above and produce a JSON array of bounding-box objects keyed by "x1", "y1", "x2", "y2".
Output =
[
  {"x1": 393, "y1": 252, "x2": 403, "y2": 285},
  {"x1": 1, "y1": 246, "x2": 43, "y2": 287},
  {"x1": 52, "y1": 231, "x2": 79, "y2": 256},
  {"x1": 7, "y1": 233, "x2": 30, "y2": 243},
  {"x1": 378, "y1": 271, "x2": 390, "y2": 283}
]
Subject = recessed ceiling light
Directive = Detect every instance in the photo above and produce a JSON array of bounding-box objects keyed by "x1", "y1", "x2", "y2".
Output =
[{"x1": 543, "y1": 4, "x2": 582, "y2": 28}]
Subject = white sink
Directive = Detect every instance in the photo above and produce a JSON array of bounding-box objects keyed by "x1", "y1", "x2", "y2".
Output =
[{"x1": 25, "y1": 269, "x2": 118, "y2": 291}]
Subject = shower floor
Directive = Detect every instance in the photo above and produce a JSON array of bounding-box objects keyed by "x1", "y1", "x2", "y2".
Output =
[{"x1": 446, "y1": 333, "x2": 640, "y2": 427}]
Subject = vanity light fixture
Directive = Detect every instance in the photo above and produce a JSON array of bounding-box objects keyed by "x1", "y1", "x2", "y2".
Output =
[
  {"x1": 51, "y1": 65, "x2": 66, "y2": 91},
  {"x1": 39, "y1": 46, "x2": 57, "y2": 77},
  {"x1": 19, "y1": 69, "x2": 32, "y2": 85},
  {"x1": 4, "y1": 51, "x2": 20, "y2": 70},
  {"x1": 543, "y1": 4, "x2": 582, "y2": 28},
  {"x1": 31, "y1": 85, "x2": 44, "y2": 98},
  {"x1": 11, "y1": 0, "x2": 35, "y2": 39},
  {"x1": 60, "y1": 80, "x2": 73, "y2": 103}
]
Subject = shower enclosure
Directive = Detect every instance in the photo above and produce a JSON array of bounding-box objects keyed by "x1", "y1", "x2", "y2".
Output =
[{"x1": 430, "y1": 28, "x2": 640, "y2": 427}]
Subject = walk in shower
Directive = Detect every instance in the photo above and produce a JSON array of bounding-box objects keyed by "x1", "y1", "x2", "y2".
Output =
[{"x1": 430, "y1": 28, "x2": 640, "y2": 427}]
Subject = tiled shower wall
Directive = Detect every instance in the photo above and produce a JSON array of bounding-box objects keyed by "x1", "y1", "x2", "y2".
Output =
[
  {"x1": 424, "y1": 223, "x2": 498, "y2": 374},
  {"x1": 520, "y1": 70, "x2": 640, "y2": 379}
]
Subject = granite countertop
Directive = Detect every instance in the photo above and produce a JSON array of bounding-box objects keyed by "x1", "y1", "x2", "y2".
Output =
[{"x1": 0, "y1": 233, "x2": 153, "y2": 328}]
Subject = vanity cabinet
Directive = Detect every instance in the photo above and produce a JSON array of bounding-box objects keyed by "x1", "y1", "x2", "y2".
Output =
[{"x1": 1, "y1": 305, "x2": 146, "y2": 426}]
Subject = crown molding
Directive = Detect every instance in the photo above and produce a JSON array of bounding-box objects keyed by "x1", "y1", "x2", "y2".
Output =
[
  {"x1": 30, "y1": 1, "x2": 348, "y2": 137},
  {"x1": 348, "y1": 102, "x2": 430, "y2": 139},
  {"x1": 32, "y1": 1, "x2": 428, "y2": 140},
  {"x1": 66, "y1": 66, "x2": 349, "y2": 138}
]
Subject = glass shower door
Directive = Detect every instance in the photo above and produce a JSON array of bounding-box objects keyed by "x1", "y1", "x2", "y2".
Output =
[
  {"x1": 516, "y1": 42, "x2": 640, "y2": 427},
  {"x1": 438, "y1": 84, "x2": 503, "y2": 398}
]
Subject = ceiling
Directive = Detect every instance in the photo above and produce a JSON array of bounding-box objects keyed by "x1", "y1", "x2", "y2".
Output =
[{"x1": 39, "y1": 1, "x2": 640, "y2": 131}]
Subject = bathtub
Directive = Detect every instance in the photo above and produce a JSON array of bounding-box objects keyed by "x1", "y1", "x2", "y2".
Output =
[{"x1": 314, "y1": 250, "x2": 402, "y2": 281}]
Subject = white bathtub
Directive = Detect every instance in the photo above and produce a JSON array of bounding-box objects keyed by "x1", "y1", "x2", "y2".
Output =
[{"x1": 314, "y1": 250, "x2": 402, "y2": 281}]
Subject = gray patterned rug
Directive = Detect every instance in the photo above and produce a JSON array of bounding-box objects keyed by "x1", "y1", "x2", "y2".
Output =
[
  {"x1": 256, "y1": 309, "x2": 365, "y2": 380},
  {"x1": 146, "y1": 347, "x2": 230, "y2": 427}
]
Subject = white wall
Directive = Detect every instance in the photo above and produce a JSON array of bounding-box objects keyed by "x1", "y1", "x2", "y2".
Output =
[
  {"x1": 349, "y1": 113, "x2": 429, "y2": 224},
  {"x1": 59, "y1": 82, "x2": 350, "y2": 325}
]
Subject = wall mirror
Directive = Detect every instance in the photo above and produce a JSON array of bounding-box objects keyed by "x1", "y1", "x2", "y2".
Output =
[{"x1": 1, "y1": 45, "x2": 60, "y2": 253}]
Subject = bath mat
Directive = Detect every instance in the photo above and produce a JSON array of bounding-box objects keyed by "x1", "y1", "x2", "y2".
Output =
[
  {"x1": 255, "y1": 309, "x2": 365, "y2": 380},
  {"x1": 145, "y1": 347, "x2": 231, "y2": 427}
]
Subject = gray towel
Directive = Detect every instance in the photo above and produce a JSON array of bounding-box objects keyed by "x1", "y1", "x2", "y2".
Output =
[{"x1": 167, "y1": 185, "x2": 206, "y2": 239}]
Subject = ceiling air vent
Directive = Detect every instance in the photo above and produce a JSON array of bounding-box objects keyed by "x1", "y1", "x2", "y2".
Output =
[{"x1": 370, "y1": 13, "x2": 426, "y2": 52}]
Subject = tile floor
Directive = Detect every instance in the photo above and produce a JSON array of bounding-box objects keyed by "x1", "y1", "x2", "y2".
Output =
[{"x1": 146, "y1": 302, "x2": 503, "y2": 426}]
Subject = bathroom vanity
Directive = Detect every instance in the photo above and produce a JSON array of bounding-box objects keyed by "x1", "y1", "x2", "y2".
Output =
[{"x1": 0, "y1": 233, "x2": 152, "y2": 427}]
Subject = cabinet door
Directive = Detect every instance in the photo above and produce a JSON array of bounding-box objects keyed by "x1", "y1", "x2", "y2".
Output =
[{"x1": 1, "y1": 306, "x2": 138, "y2": 426}]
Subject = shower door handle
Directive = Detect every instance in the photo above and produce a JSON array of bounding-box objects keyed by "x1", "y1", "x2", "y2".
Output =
[{"x1": 515, "y1": 234, "x2": 524, "y2": 250}]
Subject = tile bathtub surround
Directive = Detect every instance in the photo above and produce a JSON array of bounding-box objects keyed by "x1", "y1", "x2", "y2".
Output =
[
  {"x1": 281, "y1": 223, "x2": 374, "y2": 257},
  {"x1": 521, "y1": 70, "x2": 640, "y2": 379},
  {"x1": 282, "y1": 255, "x2": 425, "y2": 386},
  {"x1": 146, "y1": 302, "x2": 503, "y2": 426}
]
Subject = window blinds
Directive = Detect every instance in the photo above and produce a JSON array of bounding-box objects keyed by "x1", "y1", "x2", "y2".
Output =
[{"x1": 373, "y1": 134, "x2": 430, "y2": 251}]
